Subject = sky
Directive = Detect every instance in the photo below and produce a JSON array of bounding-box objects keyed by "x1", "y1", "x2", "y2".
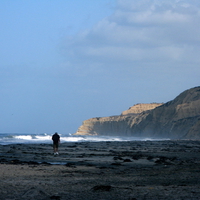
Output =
[{"x1": 0, "y1": 0, "x2": 200, "y2": 134}]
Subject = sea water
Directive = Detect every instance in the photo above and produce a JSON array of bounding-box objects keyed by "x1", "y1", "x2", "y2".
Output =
[{"x1": 0, "y1": 133, "x2": 169, "y2": 145}]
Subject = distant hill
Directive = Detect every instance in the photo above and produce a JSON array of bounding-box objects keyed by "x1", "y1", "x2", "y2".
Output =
[{"x1": 74, "y1": 86, "x2": 200, "y2": 139}]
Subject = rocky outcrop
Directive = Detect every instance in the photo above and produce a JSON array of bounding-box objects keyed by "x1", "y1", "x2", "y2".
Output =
[
  {"x1": 74, "y1": 86, "x2": 200, "y2": 139},
  {"x1": 121, "y1": 103, "x2": 163, "y2": 115},
  {"x1": 131, "y1": 86, "x2": 200, "y2": 139},
  {"x1": 75, "y1": 103, "x2": 163, "y2": 136}
]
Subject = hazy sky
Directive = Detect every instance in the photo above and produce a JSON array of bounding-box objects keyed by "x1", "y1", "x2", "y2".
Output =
[{"x1": 0, "y1": 0, "x2": 200, "y2": 134}]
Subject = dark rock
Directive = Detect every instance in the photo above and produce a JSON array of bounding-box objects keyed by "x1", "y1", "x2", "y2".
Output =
[
  {"x1": 50, "y1": 195, "x2": 61, "y2": 200},
  {"x1": 67, "y1": 145, "x2": 77, "y2": 148},
  {"x1": 132, "y1": 154, "x2": 143, "y2": 160},
  {"x1": 41, "y1": 162, "x2": 51, "y2": 165},
  {"x1": 124, "y1": 159, "x2": 132, "y2": 162},
  {"x1": 147, "y1": 156, "x2": 154, "y2": 160},
  {"x1": 27, "y1": 161, "x2": 39, "y2": 165},
  {"x1": 111, "y1": 162, "x2": 122, "y2": 166},
  {"x1": 92, "y1": 185, "x2": 112, "y2": 191},
  {"x1": 113, "y1": 156, "x2": 123, "y2": 160},
  {"x1": 65, "y1": 163, "x2": 76, "y2": 168},
  {"x1": 155, "y1": 157, "x2": 172, "y2": 165},
  {"x1": 10, "y1": 159, "x2": 22, "y2": 164}
]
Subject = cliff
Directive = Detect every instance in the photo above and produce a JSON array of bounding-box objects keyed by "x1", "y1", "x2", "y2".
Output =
[
  {"x1": 131, "y1": 86, "x2": 200, "y2": 139},
  {"x1": 74, "y1": 86, "x2": 200, "y2": 139},
  {"x1": 121, "y1": 103, "x2": 163, "y2": 115},
  {"x1": 75, "y1": 103, "x2": 163, "y2": 136}
]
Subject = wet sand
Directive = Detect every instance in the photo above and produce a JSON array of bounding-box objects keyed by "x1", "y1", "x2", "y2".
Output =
[{"x1": 0, "y1": 140, "x2": 200, "y2": 200}]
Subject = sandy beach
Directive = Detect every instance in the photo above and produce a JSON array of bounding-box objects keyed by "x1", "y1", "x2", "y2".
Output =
[{"x1": 0, "y1": 140, "x2": 200, "y2": 200}]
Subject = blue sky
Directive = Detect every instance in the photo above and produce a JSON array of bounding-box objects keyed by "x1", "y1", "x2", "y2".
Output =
[{"x1": 0, "y1": 0, "x2": 200, "y2": 134}]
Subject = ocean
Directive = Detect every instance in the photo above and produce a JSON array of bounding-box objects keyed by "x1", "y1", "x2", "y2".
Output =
[{"x1": 0, "y1": 133, "x2": 169, "y2": 145}]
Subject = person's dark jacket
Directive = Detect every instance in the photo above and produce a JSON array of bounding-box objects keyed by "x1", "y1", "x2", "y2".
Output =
[{"x1": 52, "y1": 133, "x2": 60, "y2": 143}]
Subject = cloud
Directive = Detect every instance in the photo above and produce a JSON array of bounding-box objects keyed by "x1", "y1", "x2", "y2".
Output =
[{"x1": 63, "y1": 0, "x2": 200, "y2": 69}]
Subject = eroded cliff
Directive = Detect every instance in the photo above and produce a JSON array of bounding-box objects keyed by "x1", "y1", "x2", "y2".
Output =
[
  {"x1": 121, "y1": 103, "x2": 163, "y2": 115},
  {"x1": 75, "y1": 103, "x2": 163, "y2": 136},
  {"x1": 74, "y1": 86, "x2": 200, "y2": 139},
  {"x1": 131, "y1": 87, "x2": 200, "y2": 139}
]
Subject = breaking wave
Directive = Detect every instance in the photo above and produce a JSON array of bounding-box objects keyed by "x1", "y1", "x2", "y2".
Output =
[{"x1": 0, "y1": 133, "x2": 169, "y2": 145}]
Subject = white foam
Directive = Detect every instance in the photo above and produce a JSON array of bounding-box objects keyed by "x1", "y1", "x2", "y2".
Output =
[
  {"x1": 35, "y1": 135, "x2": 52, "y2": 140},
  {"x1": 0, "y1": 133, "x2": 170, "y2": 145},
  {"x1": 15, "y1": 135, "x2": 33, "y2": 140}
]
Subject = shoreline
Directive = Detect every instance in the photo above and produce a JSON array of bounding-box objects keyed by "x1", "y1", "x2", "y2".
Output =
[{"x1": 1, "y1": 140, "x2": 200, "y2": 199}]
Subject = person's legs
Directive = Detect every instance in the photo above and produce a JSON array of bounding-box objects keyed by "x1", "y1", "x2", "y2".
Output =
[{"x1": 53, "y1": 143, "x2": 59, "y2": 154}]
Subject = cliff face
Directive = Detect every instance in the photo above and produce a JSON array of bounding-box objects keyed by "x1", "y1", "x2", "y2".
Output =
[
  {"x1": 74, "y1": 86, "x2": 200, "y2": 139},
  {"x1": 121, "y1": 103, "x2": 163, "y2": 115},
  {"x1": 75, "y1": 103, "x2": 163, "y2": 136},
  {"x1": 132, "y1": 87, "x2": 200, "y2": 139}
]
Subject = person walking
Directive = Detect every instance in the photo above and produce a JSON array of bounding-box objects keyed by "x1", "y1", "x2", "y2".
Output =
[{"x1": 52, "y1": 132, "x2": 60, "y2": 155}]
